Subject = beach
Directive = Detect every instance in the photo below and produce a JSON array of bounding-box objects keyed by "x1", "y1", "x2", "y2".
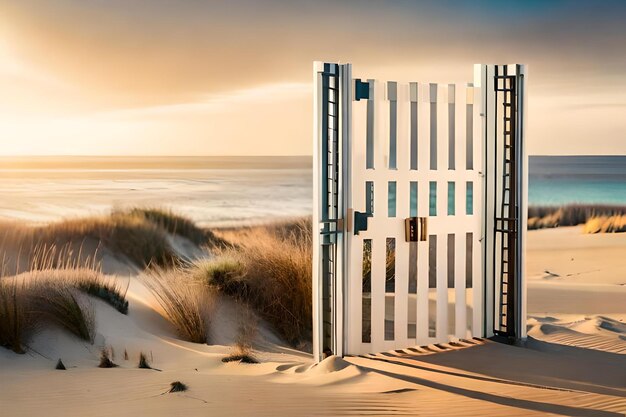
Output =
[
  {"x1": 0, "y1": 215, "x2": 624, "y2": 416},
  {"x1": 3, "y1": 1, "x2": 626, "y2": 414},
  {"x1": 0, "y1": 156, "x2": 624, "y2": 416}
]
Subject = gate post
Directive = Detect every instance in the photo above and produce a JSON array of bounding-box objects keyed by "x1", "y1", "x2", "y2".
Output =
[
  {"x1": 478, "y1": 64, "x2": 527, "y2": 342},
  {"x1": 313, "y1": 62, "x2": 352, "y2": 362}
]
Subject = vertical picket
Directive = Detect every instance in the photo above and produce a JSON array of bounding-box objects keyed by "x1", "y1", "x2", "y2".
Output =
[{"x1": 394, "y1": 83, "x2": 410, "y2": 347}]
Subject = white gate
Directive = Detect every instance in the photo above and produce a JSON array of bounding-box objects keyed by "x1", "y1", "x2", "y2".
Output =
[{"x1": 313, "y1": 62, "x2": 527, "y2": 361}]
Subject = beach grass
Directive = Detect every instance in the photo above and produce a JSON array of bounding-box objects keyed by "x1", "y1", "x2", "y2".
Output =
[
  {"x1": 2, "y1": 212, "x2": 313, "y2": 349},
  {"x1": 222, "y1": 304, "x2": 258, "y2": 363},
  {"x1": 582, "y1": 215, "x2": 626, "y2": 233},
  {"x1": 168, "y1": 381, "x2": 188, "y2": 393},
  {"x1": 0, "y1": 208, "x2": 226, "y2": 270},
  {"x1": 20, "y1": 267, "x2": 129, "y2": 315},
  {"x1": 0, "y1": 258, "x2": 128, "y2": 352},
  {"x1": 142, "y1": 266, "x2": 213, "y2": 344},
  {"x1": 528, "y1": 204, "x2": 626, "y2": 230},
  {"x1": 201, "y1": 218, "x2": 312, "y2": 347},
  {"x1": 98, "y1": 348, "x2": 117, "y2": 368},
  {"x1": 123, "y1": 207, "x2": 226, "y2": 247},
  {"x1": 138, "y1": 352, "x2": 152, "y2": 369},
  {"x1": 0, "y1": 278, "x2": 35, "y2": 353},
  {"x1": 31, "y1": 283, "x2": 95, "y2": 343},
  {"x1": 0, "y1": 276, "x2": 96, "y2": 352}
]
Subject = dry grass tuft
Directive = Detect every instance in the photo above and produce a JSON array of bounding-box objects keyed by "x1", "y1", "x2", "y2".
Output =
[
  {"x1": 1, "y1": 210, "x2": 177, "y2": 269},
  {"x1": 0, "y1": 208, "x2": 226, "y2": 271},
  {"x1": 142, "y1": 267, "x2": 213, "y2": 344},
  {"x1": 194, "y1": 257, "x2": 245, "y2": 295},
  {"x1": 0, "y1": 273, "x2": 97, "y2": 351},
  {"x1": 98, "y1": 348, "x2": 117, "y2": 368},
  {"x1": 223, "y1": 304, "x2": 258, "y2": 364},
  {"x1": 583, "y1": 215, "x2": 626, "y2": 234},
  {"x1": 222, "y1": 350, "x2": 259, "y2": 364},
  {"x1": 528, "y1": 204, "x2": 626, "y2": 230},
  {"x1": 31, "y1": 283, "x2": 95, "y2": 343},
  {"x1": 203, "y1": 218, "x2": 312, "y2": 346},
  {"x1": 124, "y1": 208, "x2": 225, "y2": 247},
  {"x1": 168, "y1": 381, "x2": 188, "y2": 393},
  {"x1": 138, "y1": 351, "x2": 152, "y2": 369},
  {"x1": 42, "y1": 213, "x2": 177, "y2": 267},
  {"x1": 0, "y1": 279, "x2": 35, "y2": 353},
  {"x1": 22, "y1": 267, "x2": 129, "y2": 315}
]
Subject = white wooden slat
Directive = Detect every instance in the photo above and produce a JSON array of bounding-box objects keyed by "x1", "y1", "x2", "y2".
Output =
[
  {"x1": 453, "y1": 83, "x2": 467, "y2": 339},
  {"x1": 472, "y1": 82, "x2": 483, "y2": 338},
  {"x1": 396, "y1": 82, "x2": 410, "y2": 172},
  {"x1": 312, "y1": 65, "x2": 322, "y2": 361},
  {"x1": 418, "y1": 83, "x2": 430, "y2": 174},
  {"x1": 367, "y1": 82, "x2": 389, "y2": 353},
  {"x1": 437, "y1": 84, "x2": 449, "y2": 173},
  {"x1": 378, "y1": 81, "x2": 390, "y2": 171},
  {"x1": 416, "y1": 240, "x2": 429, "y2": 345},
  {"x1": 394, "y1": 83, "x2": 410, "y2": 346},
  {"x1": 448, "y1": 83, "x2": 456, "y2": 171},
  {"x1": 482, "y1": 65, "x2": 495, "y2": 338},
  {"x1": 436, "y1": 231, "x2": 447, "y2": 340},
  {"x1": 434, "y1": 84, "x2": 448, "y2": 341},
  {"x1": 370, "y1": 234, "x2": 386, "y2": 352},
  {"x1": 456, "y1": 84, "x2": 467, "y2": 176},
  {"x1": 455, "y1": 231, "x2": 466, "y2": 338},
  {"x1": 348, "y1": 96, "x2": 367, "y2": 354},
  {"x1": 416, "y1": 130, "x2": 430, "y2": 345}
]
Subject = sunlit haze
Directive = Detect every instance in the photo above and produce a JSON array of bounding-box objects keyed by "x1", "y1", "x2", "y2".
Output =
[{"x1": 1, "y1": 0, "x2": 625, "y2": 156}]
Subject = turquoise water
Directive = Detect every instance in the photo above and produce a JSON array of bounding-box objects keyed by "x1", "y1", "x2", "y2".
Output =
[
  {"x1": 0, "y1": 155, "x2": 623, "y2": 225},
  {"x1": 529, "y1": 156, "x2": 626, "y2": 206}
]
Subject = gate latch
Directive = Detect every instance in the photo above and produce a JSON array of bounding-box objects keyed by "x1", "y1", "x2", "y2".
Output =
[
  {"x1": 405, "y1": 217, "x2": 418, "y2": 241},
  {"x1": 405, "y1": 217, "x2": 428, "y2": 242}
]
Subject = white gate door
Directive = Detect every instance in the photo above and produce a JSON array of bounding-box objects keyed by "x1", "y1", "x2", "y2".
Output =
[
  {"x1": 345, "y1": 78, "x2": 484, "y2": 355},
  {"x1": 313, "y1": 62, "x2": 527, "y2": 361}
]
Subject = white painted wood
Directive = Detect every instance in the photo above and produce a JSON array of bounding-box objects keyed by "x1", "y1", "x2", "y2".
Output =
[
  {"x1": 312, "y1": 63, "x2": 322, "y2": 361},
  {"x1": 518, "y1": 65, "x2": 528, "y2": 339},
  {"x1": 394, "y1": 82, "x2": 410, "y2": 347},
  {"x1": 482, "y1": 64, "x2": 495, "y2": 338},
  {"x1": 347, "y1": 87, "x2": 367, "y2": 354},
  {"x1": 336, "y1": 63, "x2": 352, "y2": 357},
  {"x1": 314, "y1": 63, "x2": 525, "y2": 358},
  {"x1": 469, "y1": 78, "x2": 482, "y2": 338},
  {"x1": 454, "y1": 83, "x2": 466, "y2": 339}
]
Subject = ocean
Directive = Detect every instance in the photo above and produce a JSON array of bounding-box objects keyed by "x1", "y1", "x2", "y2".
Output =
[
  {"x1": 0, "y1": 156, "x2": 312, "y2": 226},
  {"x1": 0, "y1": 155, "x2": 623, "y2": 226},
  {"x1": 529, "y1": 156, "x2": 626, "y2": 206}
]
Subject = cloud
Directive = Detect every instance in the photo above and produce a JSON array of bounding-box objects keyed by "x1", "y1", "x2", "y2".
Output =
[
  {"x1": 2, "y1": 0, "x2": 625, "y2": 107},
  {"x1": 1, "y1": 0, "x2": 626, "y2": 155}
]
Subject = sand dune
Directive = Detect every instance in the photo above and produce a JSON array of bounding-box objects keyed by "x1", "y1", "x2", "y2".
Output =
[
  {"x1": 528, "y1": 315, "x2": 626, "y2": 354},
  {"x1": 527, "y1": 226, "x2": 626, "y2": 359},
  {"x1": 1, "y1": 223, "x2": 624, "y2": 416}
]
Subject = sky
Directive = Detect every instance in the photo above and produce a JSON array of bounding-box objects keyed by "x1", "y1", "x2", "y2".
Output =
[{"x1": 0, "y1": 0, "x2": 625, "y2": 156}]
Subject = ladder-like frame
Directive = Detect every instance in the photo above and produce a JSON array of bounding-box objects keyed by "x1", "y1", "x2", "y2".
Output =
[
  {"x1": 313, "y1": 63, "x2": 351, "y2": 362},
  {"x1": 494, "y1": 67, "x2": 518, "y2": 337},
  {"x1": 482, "y1": 64, "x2": 527, "y2": 342}
]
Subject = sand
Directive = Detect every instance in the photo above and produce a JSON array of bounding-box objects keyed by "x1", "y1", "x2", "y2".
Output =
[
  {"x1": 0, "y1": 226, "x2": 624, "y2": 416},
  {"x1": 527, "y1": 226, "x2": 626, "y2": 357}
]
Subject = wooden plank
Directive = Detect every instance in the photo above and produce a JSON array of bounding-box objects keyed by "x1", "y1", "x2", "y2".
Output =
[{"x1": 394, "y1": 83, "x2": 410, "y2": 347}]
